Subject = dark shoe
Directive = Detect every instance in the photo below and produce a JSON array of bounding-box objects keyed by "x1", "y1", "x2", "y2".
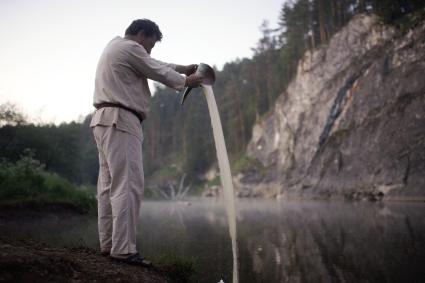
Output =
[{"x1": 110, "y1": 253, "x2": 152, "y2": 267}]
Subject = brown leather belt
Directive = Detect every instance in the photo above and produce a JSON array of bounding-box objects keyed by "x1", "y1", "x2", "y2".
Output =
[{"x1": 94, "y1": 102, "x2": 145, "y2": 123}]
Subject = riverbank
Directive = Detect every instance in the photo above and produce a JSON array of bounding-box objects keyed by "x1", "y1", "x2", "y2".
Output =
[
  {"x1": 0, "y1": 206, "x2": 195, "y2": 283},
  {"x1": 0, "y1": 236, "x2": 174, "y2": 283}
]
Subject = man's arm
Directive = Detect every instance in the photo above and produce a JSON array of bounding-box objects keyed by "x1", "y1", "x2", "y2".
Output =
[
  {"x1": 150, "y1": 60, "x2": 196, "y2": 75},
  {"x1": 148, "y1": 59, "x2": 203, "y2": 88},
  {"x1": 127, "y1": 44, "x2": 203, "y2": 89},
  {"x1": 175, "y1": 64, "x2": 198, "y2": 76},
  {"x1": 127, "y1": 44, "x2": 186, "y2": 90}
]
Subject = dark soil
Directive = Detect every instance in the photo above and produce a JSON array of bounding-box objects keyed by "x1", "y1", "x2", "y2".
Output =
[
  {"x1": 0, "y1": 205, "x2": 187, "y2": 283},
  {"x1": 0, "y1": 237, "x2": 173, "y2": 283}
]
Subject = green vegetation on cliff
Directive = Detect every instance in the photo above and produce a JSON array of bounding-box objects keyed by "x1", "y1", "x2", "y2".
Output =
[{"x1": 142, "y1": 0, "x2": 425, "y2": 181}]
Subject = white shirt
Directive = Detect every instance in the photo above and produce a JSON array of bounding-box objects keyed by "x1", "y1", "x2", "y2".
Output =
[{"x1": 90, "y1": 36, "x2": 186, "y2": 138}]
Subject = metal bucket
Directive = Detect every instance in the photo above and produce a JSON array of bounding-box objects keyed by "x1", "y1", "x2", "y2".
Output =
[{"x1": 181, "y1": 63, "x2": 216, "y2": 105}]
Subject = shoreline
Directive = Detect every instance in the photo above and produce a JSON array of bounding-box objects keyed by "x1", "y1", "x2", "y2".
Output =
[
  {"x1": 0, "y1": 236, "x2": 173, "y2": 283},
  {"x1": 0, "y1": 205, "x2": 195, "y2": 283}
]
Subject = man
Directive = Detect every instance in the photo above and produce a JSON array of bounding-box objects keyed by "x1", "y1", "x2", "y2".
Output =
[{"x1": 90, "y1": 19, "x2": 203, "y2": 266}]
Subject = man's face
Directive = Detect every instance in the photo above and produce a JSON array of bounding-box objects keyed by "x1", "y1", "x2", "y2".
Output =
[{"x1": 137, "y1": 31, "x2": 157, "y2": 54}]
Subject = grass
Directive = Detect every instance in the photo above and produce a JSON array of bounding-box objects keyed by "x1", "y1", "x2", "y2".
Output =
[
  {"x1": 231, "y1": 155, "x2": 264, "y2": 174},
  {"x1": 149, "y1": 163, "x2": 181, "y2": 183},
  {"x1": 0, "y1": 154, "x2": 96, "y2": 214},
  {"x1": 154, "y1": 253, "x2": 196, "y2": 283}
]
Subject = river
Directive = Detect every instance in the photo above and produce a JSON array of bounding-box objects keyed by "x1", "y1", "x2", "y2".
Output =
[{"x1": 1, "y1": 199, "x2": 424, "y2": 282}]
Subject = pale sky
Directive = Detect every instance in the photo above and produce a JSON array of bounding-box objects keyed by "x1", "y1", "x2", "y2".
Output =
[{"x1": 0, "y1": 0, "x2": 283, "y2": 124}]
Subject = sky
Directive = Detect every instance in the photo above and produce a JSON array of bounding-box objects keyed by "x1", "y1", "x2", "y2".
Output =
[{"x1": 0, "y1": 0, "x2": 283, "y2": 124}]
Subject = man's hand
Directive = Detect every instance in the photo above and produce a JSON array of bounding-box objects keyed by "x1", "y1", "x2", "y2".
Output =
[
  {"x1": 185, "y1": 74, "x2": 203, "y2": 88},
  {"x1": 176, "y1": 64, "x2": 198, "y2": 76}
]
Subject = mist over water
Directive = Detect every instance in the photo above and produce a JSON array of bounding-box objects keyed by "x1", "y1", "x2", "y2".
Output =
[
  {"x1": 2, "y1": 200, "x2": 425, "y2": 282},
  {"x1": 203, "y1": 85, "x2": 239, "y2": 283}
]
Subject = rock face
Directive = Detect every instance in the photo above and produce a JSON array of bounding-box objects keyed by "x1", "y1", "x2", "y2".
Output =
[{"x1": 244, "y1": 14, "x2": 425, "y2": 200}]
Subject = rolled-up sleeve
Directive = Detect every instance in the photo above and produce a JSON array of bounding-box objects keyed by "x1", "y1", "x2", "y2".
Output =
[{"x1": 126, "y1": 44, "x2": 186, "y2": 91}]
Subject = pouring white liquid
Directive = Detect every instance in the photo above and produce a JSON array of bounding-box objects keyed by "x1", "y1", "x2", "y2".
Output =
[{"x1": 202, "y1": 85, "x2": 239, "y2": 283}]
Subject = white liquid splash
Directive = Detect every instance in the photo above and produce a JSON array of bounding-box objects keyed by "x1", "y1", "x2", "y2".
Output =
[{"x1": 202, "y1": 85, "x2": 239, "y2": 283}]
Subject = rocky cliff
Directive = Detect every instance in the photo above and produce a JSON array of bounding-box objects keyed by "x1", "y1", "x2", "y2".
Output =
[{"x1": 241, "y1": 14, "x2": 425, "y2": 200}]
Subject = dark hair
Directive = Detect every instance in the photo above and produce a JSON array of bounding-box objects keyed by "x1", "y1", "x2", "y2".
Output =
[{"x1": 125, "y1": 19, "x2": 163, "y2": 41}]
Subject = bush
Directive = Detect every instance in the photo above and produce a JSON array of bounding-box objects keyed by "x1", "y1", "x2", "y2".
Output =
[
  {"x1": 231, "y1": 155, "x2": 264, "y2": 174},
  {"x1": 0, "y1": 153, "x2": 96, "y2": 213}
]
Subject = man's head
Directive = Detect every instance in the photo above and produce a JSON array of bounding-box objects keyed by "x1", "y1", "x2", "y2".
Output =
[{"x1": 125, "y1": 19, "x2": 163, "y2": 54}]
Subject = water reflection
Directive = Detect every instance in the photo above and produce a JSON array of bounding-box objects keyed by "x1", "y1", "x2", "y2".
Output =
[
  {"x1": 1, "y1": 200, "x2": 425, "y2": 283},
  {"x1": 235, "y1": 201, "x2": 425, "y2": 283}
]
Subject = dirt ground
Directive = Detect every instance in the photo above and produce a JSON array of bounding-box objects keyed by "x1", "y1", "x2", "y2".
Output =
[
  {"x1": 0, "y1": 206, "x2": 179, "y2": 283},
  {"x1": 0, "y1": 237, "x2": 173, "y2": 283}
]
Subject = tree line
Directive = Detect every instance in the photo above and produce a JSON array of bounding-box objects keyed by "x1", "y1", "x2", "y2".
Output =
[
  {"x1": 142, "y1": 0, "x2": 425, "y2": 180},
  {"x1": 0, "y1": 103, "x2": 98, "y2": 185},
  {"x1": 0, "y1": 0, "x2": 423, "y2": 187}
]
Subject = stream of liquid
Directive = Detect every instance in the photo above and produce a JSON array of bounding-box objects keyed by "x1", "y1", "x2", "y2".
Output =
[{"x1": 203, "y1": 85, "x2": 239, "y2": 283}]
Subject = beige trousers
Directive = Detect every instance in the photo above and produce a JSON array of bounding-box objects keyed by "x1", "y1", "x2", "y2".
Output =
[{"x1": 93, "y1": 125, "x2": 144, "y2": 255}]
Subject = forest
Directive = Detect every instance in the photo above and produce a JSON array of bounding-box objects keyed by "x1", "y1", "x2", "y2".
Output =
[{"x1": 1, "y1": 0, "x2": 423, "y2": 192}]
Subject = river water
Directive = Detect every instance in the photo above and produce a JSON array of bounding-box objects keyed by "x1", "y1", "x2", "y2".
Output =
[{"x1": 1, "y1": 199, "x2": 425, "y2": 283}]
